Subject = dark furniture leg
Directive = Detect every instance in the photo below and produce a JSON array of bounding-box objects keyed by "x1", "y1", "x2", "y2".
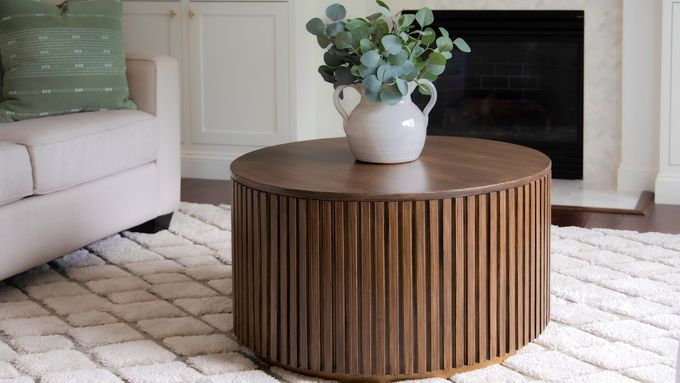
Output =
[{"x1": 129, "y1": 213, "x2": 174, "y2": 233}]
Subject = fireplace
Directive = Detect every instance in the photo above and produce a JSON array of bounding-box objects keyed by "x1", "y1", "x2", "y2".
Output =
[{"x1": 412, "y1": 10, "x2": 585, "y2": 179}]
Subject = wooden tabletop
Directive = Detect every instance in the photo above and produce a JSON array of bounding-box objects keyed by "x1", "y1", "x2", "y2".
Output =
[{"x1": 230, "y1": 136, "x2": 551, "y2": 201}]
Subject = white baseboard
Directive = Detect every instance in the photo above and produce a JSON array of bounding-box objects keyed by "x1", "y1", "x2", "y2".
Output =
[
  {"x1": 655, "y1": 173, "x2": 680, "y2": 204},
  {"x1": 181, "y1": 153, "x2": 238, "y2": 180},
  {"x1": 617, "y1": 164, "x2": 658, "y2": 193}
]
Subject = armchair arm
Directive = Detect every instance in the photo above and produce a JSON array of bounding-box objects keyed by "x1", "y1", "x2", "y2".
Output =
[{"x1": 126, "y1": 54, "x2": 181, "y2": 215}]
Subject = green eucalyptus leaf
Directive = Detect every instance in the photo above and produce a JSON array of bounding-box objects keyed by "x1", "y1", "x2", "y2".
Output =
[
  {"x1": 377, "y1": 64, "x2": 395, "y2": 82},
  {"x1": 396, "y1": 78, "x2": 408, "y2": 96},
  {"x1": 324, "y1": 51, "x2": 343, "y2": 67},
  {"x1": 453, "y1": 37, "x2": 472, "y2": 53},
  {"x1": 415, "y1": 7, "x2": 434, "y2": 27},
  {"x1": 306, "y1": 18, "x2": 326, "y2": 36},
  {"x1": 418, "y1": 83, "x2": 432, "y2": 95},
  {"x1": 345, "y1": 18, "x2": 367, "y2": 30},
  {"x1": 335, "y1": 66, "x2": 355, "y2": 85},
  {"x1": 360, "y1": 50, "x2": 381, "y2": 68},
  {"x1": 380, "y1": 83, "x2": 403, "y2": 105},
  {"x1": 351, "y1": 65, "x2": 361, "y2": 77},
  {"x1": 318, "y1": 65, "x2": 335, "y2": 83},
  {"x1": 335, "y1": 31, "x2": 353, "y2": 49},
  {"x1": 411, "y1": 46, "x2": 425, "y2": 58},
  {"x1": 360, "y1": 38, "x2": 376, "y2": 54},
  {"x1": 373, "y1": 19, "x2": 390, "y2": 40},
  {"x1": 358, "y1": 64, "x2": 377, "y2": 77},
  {"x1": 376, "y1": 0, "x2": 390, "y2": 10},
  {"x1": 362, "y1": 74, "x2": 381, "y2": 92},
  {"x1": 436, "y1": 36, "x2": 454, "y2": 52},
  {"x1": 366, "y1": 12, "x2": 382, "y2": 21},
  {"x1": 422, "y1": 27, "x2": 436, "y2": 46},
  {"x1": 442, "y1": 51, "x2": 452, "y2": 59},
  {"x1": 326, "y1": 3, "x2": 346, "y2": 22},
  {"x1": 399, "y1": 14, "x2": 416, "y2": 30},
  {"x1": 326, "y1": 22, "x2": 345, "y2": 37},
  {"x1": 381, "y1": 34, "x2": 402, "y2": 55},
  {"x1": 426, "y1": 51, "x2": 447, "y2": 75},
  {"x1": 400, "y1": 32, "x2": 410, "y2": 42},
  {"x1": 387, "y1": 49, "x2": 408, "y2": 65},
  {"x1": 438, "y1": 27, "x2": 450, "y2": 38},
  {"x1": 317, "y1": 34, "x2": 331, "y2": 48},
  {"x1": 402, "y1": 60, "x2": 417, "y2": 80},
  {"x1": 422, "y1": 72, "x2": 438, "y2": 82}
]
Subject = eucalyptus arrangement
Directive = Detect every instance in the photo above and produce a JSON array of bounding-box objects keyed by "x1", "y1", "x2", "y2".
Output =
[{"x1": 306, "y1": 0, "x2": 470, "y2": 104}]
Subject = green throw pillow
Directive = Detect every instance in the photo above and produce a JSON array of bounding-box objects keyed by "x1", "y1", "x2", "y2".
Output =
[{"x1": 0, "y1": 0, "x2": 135, "y2": 122}]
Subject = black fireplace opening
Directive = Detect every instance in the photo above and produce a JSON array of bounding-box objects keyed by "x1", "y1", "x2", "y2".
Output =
[{"x1": 411, "y1": 10, "x2": 584, "y2": 179}]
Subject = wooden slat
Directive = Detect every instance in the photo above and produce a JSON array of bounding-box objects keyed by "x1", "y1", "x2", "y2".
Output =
[
  {"x1": 333, "y1": 202, "x2": 346, "y2": 373},
  {"x1": 278, "y1": 196, "x2": 288, "y2": 364},
  {"x1": 523, "y1": 185, "x2": 530, "y2": 345},
  {"x1": 360, "y1": 202, "x2": 372, "y2": 375},
  {"x1": 489, "y1": 192, "x2": 498, "y2": 359},
  {"x1": 414, "y1": 201, "x2": 427, "y2": 372},
  {"x1": 298, "y1": 199, "x2": 308, "y2": 369},
  {"x1": 401, "y1": 201, "x2": 414, "y2": 375},
  {"x1": 441, "y1": 198, "x2": 453, "y2": 369},
  {"x1": 308, "y1": 200, "x2": 321, "y2": 371},
  {"x1": 530, "y1": 181, "x2": 537, "y2": 340},
  {"x1": 498, "y1": 190, "x2": 507, "y2": 355},
  {"x1": 477, "y1": 194, "x2": 488, "y2": 362},
  {"x1": 428, "y1": 200, "x2": 440, "y2": 372},
  {"x1": 374, "y1": 202, "x2": 386, "y2": 376},
  {"x1": 288, "y1": 198, "x2": 298, "y2": 366},
  {"x1": 347, "y1": 202, "x2": 359, "y2": 375},
  {"x1": 253, "y1": 190, "x2": 261, "y2": 354},
  {"x1": 508, "y1": 188, "x2": 517, "y2": 352},
  {"x1": 269, "y1": 194, "x2": 278, "y2": 360},
  {"x1": 260, "y1": 192, "x2": 269, "y2": 359},
  {"x1": 322, "y1": 201, "x2": 334, "y2": 372},
  {"x1": 387, "y1": 202, "x2": 400, "y2": 374},
  {"x1": 466, "y1": 196, "x2": 477, "y2": 365},
  {"x1": 516, "y1": 187, "x2": 524, "y2": 348},
  {"x1": 454, "y1": 197, "x2": 465, "y2": 367}
]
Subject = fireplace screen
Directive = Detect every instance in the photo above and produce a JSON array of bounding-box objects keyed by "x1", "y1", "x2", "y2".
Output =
[{"x1": 412, "y1": 10, "x2": 584, "y2": 179}]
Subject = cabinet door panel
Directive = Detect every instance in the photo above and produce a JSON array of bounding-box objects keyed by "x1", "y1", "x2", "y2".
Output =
[
  {"x1": 670, "y1": 2, "x2": 680, "y2": 166},
  {"x1": 122, "y1": 3, "x2": 181, "y2": 58},
  {"x1": 188, "y1": 2, "x2": 290, "y2": 146}
]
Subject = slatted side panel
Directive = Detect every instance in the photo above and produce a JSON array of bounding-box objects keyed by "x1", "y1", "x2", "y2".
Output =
[{"x1": 232, "y1": 175, "x2": 551, "y2": 380}]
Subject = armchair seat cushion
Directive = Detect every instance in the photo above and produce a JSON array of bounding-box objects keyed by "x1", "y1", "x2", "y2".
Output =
[
  {"x1": 0, "y1": 142, "x2": 33, "y2": 206},
  {"x1": 0, "y1": 110, "x2": 158, "y2": 194}
]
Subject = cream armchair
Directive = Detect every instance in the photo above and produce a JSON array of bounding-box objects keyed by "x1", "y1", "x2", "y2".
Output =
[{"x1": 0, "y1": 55, "x2": 181, "y2": 280}]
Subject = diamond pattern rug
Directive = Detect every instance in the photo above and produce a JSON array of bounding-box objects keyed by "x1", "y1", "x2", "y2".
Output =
[{"x1": 0, "y1": 203, "x2": 677, "y2": 383}]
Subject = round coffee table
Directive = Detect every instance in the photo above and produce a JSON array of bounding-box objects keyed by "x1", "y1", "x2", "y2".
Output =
[{"x1": 230, "y1": 136, "x2": 552, "y2": 382}]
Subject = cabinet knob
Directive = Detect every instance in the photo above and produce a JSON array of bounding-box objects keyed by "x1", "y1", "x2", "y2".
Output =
[
  {"x1": 169, "y1": 10, "x2": 177, "y2": 18},
  {"x1": 189, "y1": 10, "x2": 196, "y2": 18}
]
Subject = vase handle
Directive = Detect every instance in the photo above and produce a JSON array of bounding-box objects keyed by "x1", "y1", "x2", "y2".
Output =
[
  {"x1": 333, "y1": 85, "x2": 358, "y2": 132},
  {"x1": 418, "y1": 80, "x2": 438, "y2": 123}
]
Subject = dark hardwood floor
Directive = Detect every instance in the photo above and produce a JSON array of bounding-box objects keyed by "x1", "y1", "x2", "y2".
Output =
[{"x1": 181, "y1": 178, "x2": 680, "y2": 234}]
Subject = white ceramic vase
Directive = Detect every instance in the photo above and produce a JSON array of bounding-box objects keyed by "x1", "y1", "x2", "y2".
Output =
[{"x1": 333, "y1": 80, "x2": 437, "y2": 164}]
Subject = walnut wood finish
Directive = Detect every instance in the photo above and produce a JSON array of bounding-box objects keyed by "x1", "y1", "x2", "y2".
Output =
[{"x1": 231, "y1": 137, "x2": 552, "y2": 382}]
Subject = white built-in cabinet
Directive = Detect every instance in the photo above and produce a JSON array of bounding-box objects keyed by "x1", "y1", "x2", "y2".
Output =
[
  {"x1": 122, "y1": 1, "x2": 291, "y2": 179},
  {"x1": 656, "y1": 0, "x2": 680, "y2": 204}
]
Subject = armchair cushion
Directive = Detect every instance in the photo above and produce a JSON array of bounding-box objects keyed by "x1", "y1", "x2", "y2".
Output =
[
  {"x1": 0, "y1": 0, "x2": 135, "y2": 122},
  {"x1": 0, "y1": 110, "x2": 157, "y2": 194},
  {"x1": 0, "y1": 142, "x2": 32, "y2": 206}
]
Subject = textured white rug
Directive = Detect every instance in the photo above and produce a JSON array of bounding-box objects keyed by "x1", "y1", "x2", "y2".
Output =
[{"x1": 0, "y1": 203, "x2": 678, "y2": 383}]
